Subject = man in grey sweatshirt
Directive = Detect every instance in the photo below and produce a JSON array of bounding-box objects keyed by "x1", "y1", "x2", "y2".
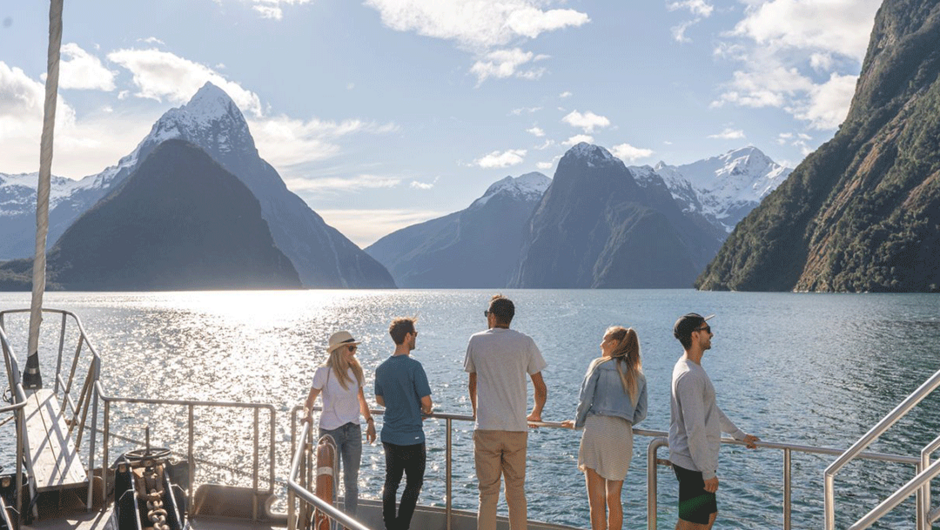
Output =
[{"x1": 668, "y1": 313, "x2": 759, "y2": 530}]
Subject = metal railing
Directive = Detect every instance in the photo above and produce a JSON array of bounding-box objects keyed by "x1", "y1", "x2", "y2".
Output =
[
  {"x1": 825, "y1": 368, "x2": 940, "y2": 530},
  {"x1": 1, "y1": 308, "x2": 281, "y2": 524},
  {"x1": 287, "y1": 419, "x2": 370, "y2": 530},
  {"x1": 286, "y1": 408, "x2": 925, "y2": 530},
  {"x1": 94, "y1": 382, "x2": 278, "y2": 520}
]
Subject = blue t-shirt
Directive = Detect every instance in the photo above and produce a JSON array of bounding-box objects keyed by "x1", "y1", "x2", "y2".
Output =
[{"x1": 374, "y1": 355, "x2": 432, "y2": 446}]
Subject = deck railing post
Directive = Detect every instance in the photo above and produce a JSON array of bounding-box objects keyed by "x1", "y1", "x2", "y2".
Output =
[
  {"x1": 87, "y1": 358, "x2": 100, "y2": 511},
  {"x1": 54, "y1": 312, "x2": 66, "y2": 394},
  {"x1": 446, "y1": 417, "x2": 453, "y2": 530},
  {"x1": 647, "y1": 437, "x2": 667, "y2": 530},
  {"x1": 102, "y1": 399, "x2": 110, "y2": 509},
  {"x1": 784, "y1": 447, "x2": 791, "y2": 530},
  {"x1": 188, "y1": 404, "x2": 195, "y2": 514},
  {"x1": 253, "y1": 407, "x2": 260, "y2": 521}
]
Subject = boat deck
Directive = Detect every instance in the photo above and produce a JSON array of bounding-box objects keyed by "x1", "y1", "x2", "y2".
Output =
[{"x1": 24, "y1": 389, "x2": 87, "y2": 492}]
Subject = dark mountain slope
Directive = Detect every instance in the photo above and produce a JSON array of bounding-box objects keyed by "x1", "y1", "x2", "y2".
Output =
[
  {"x1": 697, "y1": 0, "x2": 940, "y2": 292},
  {"x1": 43, "y1": 139, "x2": 301, "y2": 290}
]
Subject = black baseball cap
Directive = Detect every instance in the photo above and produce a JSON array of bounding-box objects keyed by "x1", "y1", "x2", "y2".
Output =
[{"x1": 673, "y1": 313, "x2": 715, "y2": 340}]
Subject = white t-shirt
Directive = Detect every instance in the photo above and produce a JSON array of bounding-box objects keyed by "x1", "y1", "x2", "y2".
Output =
[
  {"x1": 311, "y1": 366, "x2": 362, "y2": 430},
  {"x1": 464, "y1": 327, "x2": 547, "y2": 431}
]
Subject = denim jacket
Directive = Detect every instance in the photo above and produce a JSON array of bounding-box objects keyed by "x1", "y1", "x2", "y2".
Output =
[{"x1": 574, "y1": 358, "x2": 647, "y2": 429}]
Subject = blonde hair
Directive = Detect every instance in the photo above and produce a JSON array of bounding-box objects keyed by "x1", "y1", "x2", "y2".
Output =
[
  {"x1": 324, "y1": 344, "x2": 364, "y2": 390},
  {"x1": 595, "y1": 326, "x2": 643, "y2": 403}
]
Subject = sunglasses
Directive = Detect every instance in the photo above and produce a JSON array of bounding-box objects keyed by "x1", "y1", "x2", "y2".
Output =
[
  {"x1": 694, "y1": 325, "x2": 711, "y2": 334},
  {"x1": 347, "y1": 345, "x2": 358, "y2": 351},
  {"x1": 483, "y1": 310, "x2": 489, "y2": 317}
]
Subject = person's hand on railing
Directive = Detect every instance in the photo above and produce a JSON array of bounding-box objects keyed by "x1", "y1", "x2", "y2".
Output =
[
  {"x1": 301, "y1": 408, "x2": 312, "y2": 424},
  {"x1": 560, "y1": 420, "x2": 575, "y2": 429},
  {"x1": 744, "y1": 433, "x2": 760, "y2": 449}
]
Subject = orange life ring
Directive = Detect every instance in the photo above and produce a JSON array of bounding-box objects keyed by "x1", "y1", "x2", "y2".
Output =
[{"x1": 313, "y1": 437, "x2": 335, "y2": 530}]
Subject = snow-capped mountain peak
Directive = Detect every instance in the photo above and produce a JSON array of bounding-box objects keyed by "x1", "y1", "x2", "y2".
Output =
[
  {"x1": 630, "y1": 146, "x2": 792, "y2": 233},
  {"x1": 471, "y1": 172, "x2": 550, "y2": 209},
  {"x1": 565, "y1": 143, "x2": 621, "y2": 169}
]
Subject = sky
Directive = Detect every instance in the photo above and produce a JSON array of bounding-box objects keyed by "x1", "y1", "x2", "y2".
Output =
[{"x1": 0, "y1": 0, "x2": 883, "y2": 247}]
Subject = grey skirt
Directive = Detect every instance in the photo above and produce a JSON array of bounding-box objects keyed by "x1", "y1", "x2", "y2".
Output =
[{"x1": 578, "y1": 414, "x2": 634, "y2": 481}]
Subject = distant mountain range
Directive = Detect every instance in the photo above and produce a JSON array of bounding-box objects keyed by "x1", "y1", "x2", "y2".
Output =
[
  {"x1": 366, "y1": 172, "x2": 550, "y2": 288},
  {"x1": 697, "y1": 0, "x2": 940, "y2": 292},
  {"x1": 364, "y1": 144, "x2": 790, "y2": 288},
  {"x1": 0, "y1": 82, "x2": 395, "y2": 289},
  {"x1": 630, "y1": 146, "x2": 791, "y2": 235},
  {"x1": 511, "y1": 143, "x2": 723, "y2": 288}
]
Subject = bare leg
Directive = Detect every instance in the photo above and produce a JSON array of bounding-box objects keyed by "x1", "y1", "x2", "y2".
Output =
[
  {"x1": 585, "y1": 468, "x2": 607, "y2": 530},
  {"x1": 605, "y1": 479, "x2": 623, "y2": 530}
]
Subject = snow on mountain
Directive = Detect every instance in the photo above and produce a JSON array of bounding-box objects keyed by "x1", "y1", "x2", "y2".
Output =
[
  {"x1": 567, "y1": 142, "x2": 622, "y2": 169},
  {"x1": 471, "y1": 172, "x2": 550, "y2": 209},
  {"x1": 629, "y1": 146, "x2": 792, "y2": 233}
]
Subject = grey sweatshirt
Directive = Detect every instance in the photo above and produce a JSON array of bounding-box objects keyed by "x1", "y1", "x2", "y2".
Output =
[{"x1": 668, "y1": 358, "x2": 745, "y2": 480}]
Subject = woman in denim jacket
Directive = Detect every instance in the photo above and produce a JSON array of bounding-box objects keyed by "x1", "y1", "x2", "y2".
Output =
[{"x1": 563, "y1": 326, "x2": 647, "y2": 530}]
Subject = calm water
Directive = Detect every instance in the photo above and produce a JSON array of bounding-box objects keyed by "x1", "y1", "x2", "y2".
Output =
[{"x1": 2, "y1": 290, "x2": 940, "y2": 529}]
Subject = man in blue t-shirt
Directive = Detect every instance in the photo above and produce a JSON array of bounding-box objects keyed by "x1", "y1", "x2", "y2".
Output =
[{"x1": 374, "y1": 317, "x2": 433, "y2": 530}]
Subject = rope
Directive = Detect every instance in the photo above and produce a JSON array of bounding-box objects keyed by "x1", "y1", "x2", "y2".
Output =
[{"x1": 27, "y1": 0, "x2": 64, "y2": 363}]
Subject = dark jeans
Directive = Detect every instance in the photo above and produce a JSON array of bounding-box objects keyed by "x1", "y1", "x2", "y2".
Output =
[
  {"x1": 382, "y1": 442, "x2": 426, "y2": 530},
  {"x1": 319, "y1": 422, "x2": 362, "y2": 516}
]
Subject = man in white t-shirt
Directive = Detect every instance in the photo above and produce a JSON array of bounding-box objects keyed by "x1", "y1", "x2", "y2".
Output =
[{"x1": 464, "y1": 294, "x2": 548, "y2": 530}]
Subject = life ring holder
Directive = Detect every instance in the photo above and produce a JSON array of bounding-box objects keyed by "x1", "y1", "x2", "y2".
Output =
[{"x1": 313, "y1": 434, "x2": 339, "y2": 530}]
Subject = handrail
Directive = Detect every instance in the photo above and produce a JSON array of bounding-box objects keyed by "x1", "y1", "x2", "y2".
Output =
[
  {"x1": 287, "y1": 419, "x2": 370, "y2": 530},
  {"x1": 2, "y1": 307, "x2": 283, "y2": 524},
  {"x1": 94, "y1": 381, "x2": 278, "y2": 521},
  {"x1": 0, "y1": 395, "x2": 28, "y2": 527},
  {"x1": 824, "y1": 367, "x2": 940, "y2": 530},
  {"x1": 290, "y1": 409, "x2": 920, "y2": 530}
]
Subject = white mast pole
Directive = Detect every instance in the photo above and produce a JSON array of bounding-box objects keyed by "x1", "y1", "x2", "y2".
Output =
[{"x1": 25, "y1": 0, "x2": 64, "y2": 390}]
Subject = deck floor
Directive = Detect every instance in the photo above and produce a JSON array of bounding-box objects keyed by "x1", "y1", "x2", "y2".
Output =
[{"x1": 24, "y1": 389, "x2": 88, "y2": 492}]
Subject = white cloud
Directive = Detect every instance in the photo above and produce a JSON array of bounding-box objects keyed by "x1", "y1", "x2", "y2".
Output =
[
  {"x1": 534, "y1": 139, "x2": 555, "y2": 150},
  {"x1": 364, "y1": 0, "x2": 588, "y2": 50},
  {"x1": 611, "y1": 143, "x2": 654, "y2": 162},
  {"x1": 562, "y1": 134, "x2": 594, "y2": 146},
  {"x1": 559, "y1": 91, "x2": 572, "y2": 98},
  {"x1": 562, "y1": 110, "x2": 610, "y2": 133},
  {"x1": 0, "y1": 61, "x2": 154, "y2": 179},
  {"x1": 712, "y1": 66, "x2": 812, "y2": 108},
  {"x1": 410, "y1": 176, "x2": 439, "y2": 190},
  {"x1": 364, "y1": 1, "x2": 588, "y2": 84},
  {"x1": 107, "y1": 48, "x2": 264, "y2": 117},
  {"x1": 790, "y1": 72, "x2": 856, "y2": 129},
  {"x1": 139, "y1": 37, "x2": 165, "y2": 46},
  {"x1": 315, "y1": 209, "x2": 448, "y2": 248},
  {"x1": 526, "y1": 126, "x2": 545, "y2": 137},
  {"x1": 474, "y1": 148, "x2": 527, "y2": 168},
  {"x1": 250, "y1": 115, "x2": 398, "y2": 169},
  {"x1": 667, "y1": 0, "x2": 714, "y2": 43},
  {"x1": 285, "y1": 173, "x2": 402, "y2": 194},
  {"x1": 471, "y1": 48, "x2": 545, "y2": 84},
  {"x1": 536, "y1": 161, "x2": 553, "y2": 170},
  {"x1": 510, "y1": 106, "x2": 542, "y2": 115},
  {"x1": 707, "y1": 128, "x2": 745, "y2": 140},
  {"x1": 667, "y1": 0, "x2": 714, "y2": 17},
  {"x1": 213, "y1": 0, "x2": 312, "y2": 20},
  {"x1": 732, "y1": 0, "x2": 880, "y2": 62},
  {"x1": 253, "y1": 5, "x2": 283, "y2": 19},
  {"x1": 712, "y1": 0, "x2": 880, "y2": 130},
  {"x1": 57, "y1": 43, "x2": 116, "y2": 91}
]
